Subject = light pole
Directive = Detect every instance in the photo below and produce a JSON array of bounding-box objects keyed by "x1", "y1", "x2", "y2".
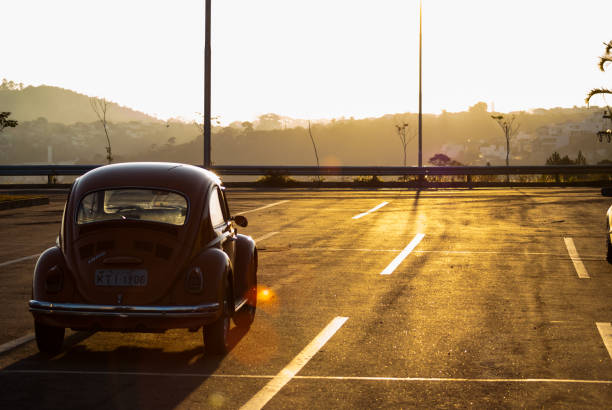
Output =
[
  {"x1": 204, "y1": 0, "x2": 211, "y2": 168},
  {"x1": 418, "y1": 0, "x2": 422, "y2": 168}
]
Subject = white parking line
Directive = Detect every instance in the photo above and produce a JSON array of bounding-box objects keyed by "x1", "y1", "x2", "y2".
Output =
[
  {"x1": 563, "y1": 237, "x2": 590, "y2": 279},
  {"x1": 352, "y1": 201, "x2": 389, "y2": 219},
  {"x1": 3, "y1": 370, "x2": 612, "y2": 385},
  {"x1": 240, "y1": 316, "x2": 349, "y2": 410},
  {"x1": 291, "y1": 248, "x2": 601, "y2": 258},
  {"x1": 237, "y1": 200, "x2": 289, "y2": 216},
  {"x1": 292, "y1": 375, "x2": 612, "y2": 384},
  {"x1": 0, "y1": 333, "x2": 34, "y2": 354},
  {"x1": 254, "y1": 232, "x2": 279, "y2": 243},
  {"x1": 596, "y1": 322, "x2": 612, "y2": 360},
  {"x1": 380, "y1": 233, "x2": 425, "y2": 275},
  {"x1": 0, "y1": 254, "x2": 39, "y2": 268}
]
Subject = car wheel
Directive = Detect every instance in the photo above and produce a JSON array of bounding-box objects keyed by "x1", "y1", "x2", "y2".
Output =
[
  {"x1": 34, "y1": 322, "x2": 65, "y2": 355},
  {"x1": 234, "y1": 257, "x2": 257, "y2": 328},
  {"x1": 204, "y1": 282, "x2": 231, "y2": 355}
]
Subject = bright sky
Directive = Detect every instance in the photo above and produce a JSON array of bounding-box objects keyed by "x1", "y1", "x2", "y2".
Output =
[{"x1": 1, "y1": 0, "x2": 611, "y2": 124}]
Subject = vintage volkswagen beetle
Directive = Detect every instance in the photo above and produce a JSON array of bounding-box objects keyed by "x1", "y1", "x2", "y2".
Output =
[{"x1": 29, "y1": 162, "x2": 257, "y2": 355}]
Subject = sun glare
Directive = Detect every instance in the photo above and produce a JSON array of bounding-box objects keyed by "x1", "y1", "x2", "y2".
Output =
[{"x1": 0, "y1": 0, "x2": 611, "y2": 123}]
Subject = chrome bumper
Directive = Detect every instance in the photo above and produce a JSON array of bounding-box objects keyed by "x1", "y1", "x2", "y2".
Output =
[{"x1": 29, "y1": 300, "x2": 220, "y2": 319}]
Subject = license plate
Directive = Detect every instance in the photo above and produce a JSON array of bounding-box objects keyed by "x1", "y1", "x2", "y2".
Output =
[{"x1": 95, "y1": 269, "x2": 148, "y2": 287}]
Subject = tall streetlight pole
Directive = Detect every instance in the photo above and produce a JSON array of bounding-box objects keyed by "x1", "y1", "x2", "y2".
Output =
[
  {"x1": 418, "y1": 0, "x2": 422, "y2": 167},
  {"x1": 204, "y1": 0, "x2": 211, "y2": 168}
]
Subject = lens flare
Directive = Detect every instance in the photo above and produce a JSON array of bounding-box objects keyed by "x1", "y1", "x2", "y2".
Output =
[{"x1": 257, "y1": 285, "x2": 279, "y2": 315}]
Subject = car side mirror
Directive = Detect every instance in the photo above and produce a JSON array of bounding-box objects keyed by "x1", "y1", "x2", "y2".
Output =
[
  {"x1": 602, "y1": 188, "x2": 612, "y2": 197},
  {"x1": 233, "y1": 215, "x2": 248, "y2": 227}
]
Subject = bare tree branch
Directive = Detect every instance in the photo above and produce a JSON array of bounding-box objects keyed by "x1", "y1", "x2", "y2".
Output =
[
  {"x1": 395, "y1": 120, "x2": 416, "y2": 168},
  {"x1": 90, "y1": 97, "x2": 112, "y2": 163},
  {"x1": 491, "y1": 114, "x2": 520, "y2": 169},
  {"x1": 307, "y1": 120, "x2": 321, "y2": 182}
]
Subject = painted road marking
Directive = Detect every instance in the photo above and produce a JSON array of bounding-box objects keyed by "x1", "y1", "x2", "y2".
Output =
[
  {"x1": 240, "y1": 316, "x2": 349, "y2": 410},
  {"x1": 2, "y1": 370, "x2": 612, "y2": 385},
  {"x1": 352, "y1": 201, "x2": 389, "y2": 219},
  {"x1": 292, "y1": 248, "x2": 601, "y2": 258},
  {"x1": 295, "y1": 376, "x2": 612, "y2": 384},
  {"x1": 254, "y1": 232, "x2": 279, "y2": 243},
  {"x1": 237, "y1": 200, "x2": 289, "y2": 216},
  {"x1": 563, "y1": 237, "x2": 590, "y2": 278},
  {"x1": 0, "y1": 254, "x2": 39, "y2": 268},
  {"x1": 0, "y1": 334, "x2": 34, "y2": 355},
  {"x1": 380, "y1": 233, "x2": 425, "y2": 275},
  {"x1": 596, "y1": 322, "x2": 612, "y2": 360}
]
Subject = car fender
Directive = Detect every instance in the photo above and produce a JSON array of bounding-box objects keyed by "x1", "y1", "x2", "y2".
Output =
[
  {"x1": 32, "y1": 246, "x2": 74, "y2": 301},
  {"x1": 234, "y1": 234, "x2": 257, "y2": 279},
  {"x1": 190, "y1": 247, "x2": 231, "y2": 309}
]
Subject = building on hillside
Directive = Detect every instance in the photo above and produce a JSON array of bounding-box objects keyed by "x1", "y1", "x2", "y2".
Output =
[
  {"x1": 439, "y1": 143, "x2": 466, "y2": 160},
  {"x1": 478, "y1": 145, "x2": 506, "y2": 163},
  {"x1": 514, "y1": 132, "x2": 536, "y2": 154}
]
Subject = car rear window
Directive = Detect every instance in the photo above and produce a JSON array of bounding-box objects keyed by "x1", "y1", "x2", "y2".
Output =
[{"x1": 77, "y1": 189, "x2": 188, "y2": 226}]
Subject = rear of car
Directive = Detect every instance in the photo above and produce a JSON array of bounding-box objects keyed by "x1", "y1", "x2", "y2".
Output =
[{"x1": 29, "y1": 163, "x2": 240, "y2": 354}]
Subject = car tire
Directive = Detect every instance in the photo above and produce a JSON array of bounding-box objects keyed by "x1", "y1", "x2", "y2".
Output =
[
  {"x1": 234, "y1": 257, "x2": 257, "y2": 328},
  {"x1": 34, "y1": 322, "x2": 65, "y2": 355},
  {"x1": 204, "y1": 282, "x2": 231, "y2": 355}
]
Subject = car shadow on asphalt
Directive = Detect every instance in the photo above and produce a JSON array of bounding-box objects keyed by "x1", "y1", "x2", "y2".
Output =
[{"x1": 0, "y1": 325, "x2": 252, "y2": 409}]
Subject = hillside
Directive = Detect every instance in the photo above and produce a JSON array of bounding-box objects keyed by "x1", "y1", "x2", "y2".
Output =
[
  {"x1": 1, "y1": 80, "x2": 610, "y2": 167},
  {"x1": 129, "y1": 105, "x2": 612, "y2": 167},
  {"x1": 0, "y1": 80, "x2": 160, "y2": 124}
]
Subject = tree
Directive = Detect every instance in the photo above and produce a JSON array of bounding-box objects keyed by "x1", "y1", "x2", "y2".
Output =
[
  {"x1": 490, "y1": 114, "x2": 519, "y2": 167},
  {"x1": 307, "y1": 121, "x2": 322, "y2": 182},
  {"x1": 89, "y1": 97, "x2": 113, "y2": 164},
  {"x1": 0, "y1": 79, "x2": 23, "y2": 91},
  {"x1": 193, "y1": 112, "x2": 220, "y2": 135},
  {"x1": 256, "y1": 113, "x2": 282, "y2": 130},
  {"x1": 468, "y1": 102, "x2": 488, "y2": 113},
  {"x1": 241, "y1": 121, "x2": 254, "y2": 133},
  {"x1": 428, "y1": 153, "x2": 463, "y2": 166},
  {"x1": 585, "y1": 41, "x2": 612, "y2": 105},
  {"x1": 0, "y1": 112, "x2": 18, "y2": 133},
  {"x1": 546, "y1": 152, "x2": 572, "y2": 165},
  {"x1": 586, "y1": 41, "x2": 612, "y2": 143},
  {"x1": 395, "y1": 121, "x2": 416, "y2": 168},
  {"x1": 545, "y1": 151, "x2": 587, "y2": 165}
]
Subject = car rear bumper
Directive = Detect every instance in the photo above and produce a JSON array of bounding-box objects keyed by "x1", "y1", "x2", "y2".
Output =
[{"x1": 29, "y1": 299, "x2": 220, "y2": 331}]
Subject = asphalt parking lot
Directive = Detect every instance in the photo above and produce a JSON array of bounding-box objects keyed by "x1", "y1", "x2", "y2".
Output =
[{"x1": 0, "y1": 187, "x2": 611, "y2": 408}]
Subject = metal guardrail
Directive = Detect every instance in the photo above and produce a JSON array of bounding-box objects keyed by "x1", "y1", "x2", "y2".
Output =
[
  {"x1": 0, "y1": 164, "x2": 612, "y2": 177},
  {"x1": 210, "y1": 165, "x2": 612, "y2": 176},
  {"x1": 0, "y1": 165, "x2": 99, "y2": 176}
]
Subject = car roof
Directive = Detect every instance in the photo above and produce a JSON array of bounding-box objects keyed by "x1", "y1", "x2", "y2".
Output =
[{"x1": 73, "y1": 162, "x2": 221, "y2": 197}]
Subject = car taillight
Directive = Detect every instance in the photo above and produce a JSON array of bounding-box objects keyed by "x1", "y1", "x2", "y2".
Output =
[
  {"x1": 45, "y1": 265, "x2": 64, "y2": 293},
  {"x1": 185, "y1": 267, "x2": 203, "y2": 293}
]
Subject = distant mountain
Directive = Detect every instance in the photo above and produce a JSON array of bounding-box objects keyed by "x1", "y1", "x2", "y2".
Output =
[{"x1": 0, "y1": 82, "x2": 161, "y2": 124}]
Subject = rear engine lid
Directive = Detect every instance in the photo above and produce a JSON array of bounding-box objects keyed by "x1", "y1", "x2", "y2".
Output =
[{"x1": 70, "y1": 188, "x2": 191, "y2": 305}]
